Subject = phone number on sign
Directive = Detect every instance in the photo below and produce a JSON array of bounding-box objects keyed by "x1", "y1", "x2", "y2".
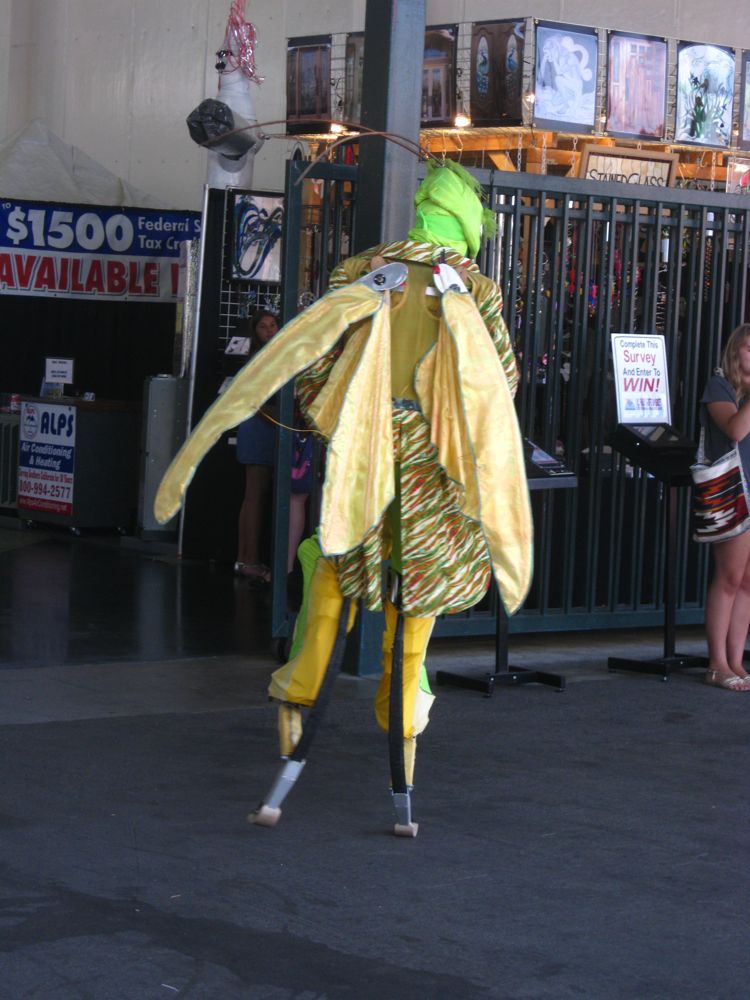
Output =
[{"x1": 18, "y1": 477, "x2": 73, "y2": 500}]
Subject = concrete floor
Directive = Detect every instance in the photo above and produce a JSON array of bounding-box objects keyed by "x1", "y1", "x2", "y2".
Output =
[{"x1": 1, "y1": 523, "x2": 748, "y2": 999}]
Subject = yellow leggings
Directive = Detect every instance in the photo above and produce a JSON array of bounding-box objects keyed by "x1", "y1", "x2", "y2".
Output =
[{"x1": 269, "y1": 558, "x2": 435, "y2": 739}]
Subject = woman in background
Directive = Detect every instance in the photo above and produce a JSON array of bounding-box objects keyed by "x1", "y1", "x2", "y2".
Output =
[
  {"x1": 701, "y1": 323, "x2": 750, "y2": 690},
  {"x1": 235, "y1": 310, "x2": 280, "y2": 583},
  {"x1": 235, "y1": 310, "x2": 310, "y2": 584}
]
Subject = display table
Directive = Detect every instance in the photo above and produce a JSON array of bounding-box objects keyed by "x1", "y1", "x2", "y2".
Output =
[
  {"x1": 17, "y1": 397, "x2": 139, "y2": 532},
  {"x1": 436, "y1": 441, "x2": 577, "y2": 696},
  {"x1": 607, "y1": 422, "x2": 705, "y2": 680}
]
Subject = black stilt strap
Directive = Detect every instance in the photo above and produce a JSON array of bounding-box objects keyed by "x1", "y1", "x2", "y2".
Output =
[
  {"x1": 290, "y1": 598, "x2": 352, "y2": 763},
  {"x1": 388, "y1": 610, "x2": 407, "y2": 794}
]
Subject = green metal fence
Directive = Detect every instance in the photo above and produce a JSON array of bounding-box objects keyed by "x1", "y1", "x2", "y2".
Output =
[{"x1": 272, "y1": 159, "x2": 750, "y2": 640}]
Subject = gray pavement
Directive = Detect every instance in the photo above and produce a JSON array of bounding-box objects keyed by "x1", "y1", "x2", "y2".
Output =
[{"x1": 2, "y1": 625, "x2": 749, "y2": 999}]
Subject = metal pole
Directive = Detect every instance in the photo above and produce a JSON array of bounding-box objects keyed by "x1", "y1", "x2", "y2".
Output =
[
  {"x1": 355, "y1": 0, "x2": 425, "y2": 252},
  {"x1": 342, "y1": 0, "x2": 426, "y2": 673}
]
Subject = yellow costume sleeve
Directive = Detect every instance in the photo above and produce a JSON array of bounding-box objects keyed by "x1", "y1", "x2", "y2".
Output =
[
  {"x1": 465, "y1": 271, "x2": 519, "y2": 397},
  {"x1": 296, "y1": 258, "x2": 372, "y2": 419},
  {"x1": 153, "y1": 283, "x2": 382, "y2": 525}
]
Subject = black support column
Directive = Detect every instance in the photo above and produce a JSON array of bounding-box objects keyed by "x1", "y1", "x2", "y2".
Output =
[
  {"x1": 344, "y1": 0, "x2": 425, "y2": 674},
  {"x1": 354, "y1": 0, "x2": 425, "y2": 252}
]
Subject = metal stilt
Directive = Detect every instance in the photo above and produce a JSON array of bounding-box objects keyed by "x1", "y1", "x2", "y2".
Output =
[{"x1": 249, "y1": 598, "x2": 352, "y2": 828}]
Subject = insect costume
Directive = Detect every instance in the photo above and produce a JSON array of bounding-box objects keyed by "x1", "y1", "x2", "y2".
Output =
[{"x1": 154, "y1": 161, "x2": 533, "y2": 835}]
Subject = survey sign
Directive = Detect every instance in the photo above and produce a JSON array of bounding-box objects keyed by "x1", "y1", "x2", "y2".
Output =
[{"x1": 611, "y1": 334, "x2": 671, "y2": 425}]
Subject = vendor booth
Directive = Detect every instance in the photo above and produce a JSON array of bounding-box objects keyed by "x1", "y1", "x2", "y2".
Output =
[{"x1": 0, "y1": 122, "x2": 200, "y2": 531}]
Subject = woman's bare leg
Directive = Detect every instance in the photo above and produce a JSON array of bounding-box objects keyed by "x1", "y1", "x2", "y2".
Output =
[
  {"x1": 288, "y1": 492, "x2": 309, "y2": 573},
  {"x1": 725, "y1": 544, "x2": 750, "y2": 677},
  {"x1": 237, "y1": 464, "x2": 272, "y2": 566},
  {"x1": 705, "y1": 529, "x2": 750, "y2": 684}
]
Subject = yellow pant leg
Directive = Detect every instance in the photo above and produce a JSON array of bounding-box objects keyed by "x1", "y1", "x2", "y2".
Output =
[
  {"x1": 268, "y1": 558, "x2": 356, "y2": 706},
  {"x1": 277, "y1": 703, "x2": 303, "y2": 757},
  {"x1": 375, "y1": 600, "x2": 435, "y2": 740}
]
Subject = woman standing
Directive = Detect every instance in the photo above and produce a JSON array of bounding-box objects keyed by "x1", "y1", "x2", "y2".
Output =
[
  {"x1": 701, "y1": 323, "x2": 750, "y2": 690},
  {"x1": 235, "y1": 310, "x2": 311, "y2": 584},
  {"x1": 235, "y1": 310, "x2": 280, "y2": 583}
]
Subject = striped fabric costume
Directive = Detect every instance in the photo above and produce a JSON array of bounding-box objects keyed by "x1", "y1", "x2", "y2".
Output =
[
  {"x1": 154, "y1": 161, "x2": 533, "y2": 814},
  {"x1": 295, "y1": 238, "x2": 518, "y2": 618},
  {"x1": 268, "y1": 227, "x2": 532, "y2": 751}
]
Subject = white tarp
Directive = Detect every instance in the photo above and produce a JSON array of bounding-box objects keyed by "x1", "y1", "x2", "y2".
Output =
[
  {"x1": 0, "y1": 119, "x2": 166, "y2": 208},
  {"x1": 0, "y1": 122, "x2": 201, "y2": 301}
]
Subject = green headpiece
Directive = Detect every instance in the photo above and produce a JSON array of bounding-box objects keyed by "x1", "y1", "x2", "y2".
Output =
[{"x1": 407, "y1": 160, "x2": 497, "y2": 258}]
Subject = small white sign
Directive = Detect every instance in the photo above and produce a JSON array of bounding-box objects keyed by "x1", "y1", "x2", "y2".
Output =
[
  {"x1": 611, "y1": 334, "x2": 671, "y2": 425},
  {"x1": 224, "y1": 336, "x2": 251, "y2": 356},
  {"x1": 45, "y1": 357, "x2": 75, "y2": 384}
]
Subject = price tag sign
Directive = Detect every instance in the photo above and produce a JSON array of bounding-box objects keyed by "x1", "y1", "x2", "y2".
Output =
[
  {"x1": 611, "y1": 334, "x2": 672, "y2": 425},
  {"x1": 0, "y1": 200, "x2": 201, "y2": 302}
]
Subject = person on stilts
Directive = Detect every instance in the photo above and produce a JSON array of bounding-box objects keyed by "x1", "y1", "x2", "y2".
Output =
[{"x1": 154, "y1": 160, "x2": 533, "y2": 835}]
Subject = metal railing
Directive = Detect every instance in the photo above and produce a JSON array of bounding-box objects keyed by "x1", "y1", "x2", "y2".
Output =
[{"x1": 273, "y1": 160, "x2": 750, "y2": 641}]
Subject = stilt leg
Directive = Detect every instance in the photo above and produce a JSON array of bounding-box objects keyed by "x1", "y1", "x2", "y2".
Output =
[
  {"x1": 388, "y1": 611, "x2": 418, "y2": 837},
  {"x1": 278, "y1": 702, "x2": 303, "y2": 758},
  {"x1": 249, "y1": 598, "x2": 352, "y2": 828}
]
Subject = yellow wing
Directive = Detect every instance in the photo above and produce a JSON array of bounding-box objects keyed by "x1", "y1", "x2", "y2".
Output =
[{"x1": 154, "y1": 283, "x2": 382, "y2": 525}]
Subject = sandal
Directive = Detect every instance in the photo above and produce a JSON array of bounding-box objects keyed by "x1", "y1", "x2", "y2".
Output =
[
  {"x1": 704, "y1": 669, "x2": 750, "y2": 691},
  {"x1": 234, "y1": 561, "x2": 271, "y2": 584}
]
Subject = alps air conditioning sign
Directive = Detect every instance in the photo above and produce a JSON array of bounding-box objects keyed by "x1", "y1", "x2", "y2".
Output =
[
  {"x1": 18, "y1": 401, "x2": 76, "y2": 516},
  {"x1": 0, "y1": 200, "x2": 201, "y2": 301}
]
